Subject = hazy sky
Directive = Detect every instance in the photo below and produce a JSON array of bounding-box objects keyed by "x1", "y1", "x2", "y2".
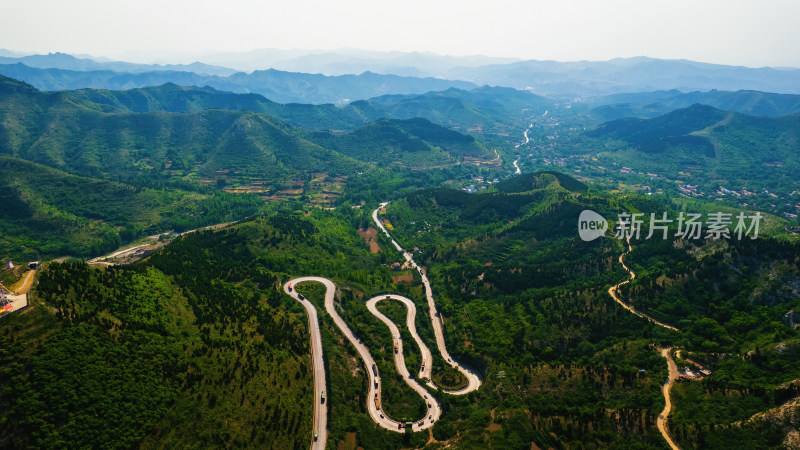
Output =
[{"x1": 3, "y1": 0, "x2": 799, "y2": 67}]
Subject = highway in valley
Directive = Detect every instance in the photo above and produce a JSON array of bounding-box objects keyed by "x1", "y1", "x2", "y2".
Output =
[{"x1": 286, "y1": 203, "x2": 482, "y2": 449}]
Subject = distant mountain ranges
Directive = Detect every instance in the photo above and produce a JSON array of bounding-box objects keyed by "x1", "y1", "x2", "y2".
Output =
[
  {"x1": 2, "y1": 49, "x2": 800, "y2": 228},
  {"x1": 0, "y1": 61, "x2": 477, "y2": 105},
  {"x1": 0, "y1": 75, "x2": 494, "y2": 185},
  {"x1": 48, "y1": 81, "x2": 549, "y2": 133},
  {"x1": 446, "y1": 56, "x2": 800, "y2": 96},
  {"x1": 588, "y1": 89, "x2": 800, "y2": 120},
  {"x1": 0, "y1": 51, "x2": 237, "y2": 76},
  {"x1": 1, "y1": 51, "x2": 799, "y2": 104},
  {"x1": 2, "y1": 70, "x2": 800, "y2": 193}
]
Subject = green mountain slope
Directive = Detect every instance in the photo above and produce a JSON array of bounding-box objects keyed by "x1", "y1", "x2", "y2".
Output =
[
  {"x1": 591, "y1": 89, "x2": 800, "y2": 121},
  {"x1": 50, "y1": 80, "x2": 549, "y2": 133},
  {"x1": 586, "y1": 104, "x2": 728, "y2": 143},
  {"x1": 585, "y1": 104, "x2": 800, "y2": 197},
  {"x1": 2, "y1": 170, "x2": 798, "y2": 448},
  {"x1": 384, "y1": 172, "x2": 800, "y2": 447},
  {"x1": 345, "y1": 86, "x2": 551, "y2": 134},
  {"x1": 0, "y1": 76, "x2": 496, "y2": 191},
  {"x1": 62, "y1": 82, "x2": 372, "y2": 131},
  {"x1": 304, "y1": 118, "x2": 491, "y2": 168},
  {"x1": 0, "y1": 155, "x2": 262, "y2": 260},
  {"x1": 0, "y1": 78, "x2": 359, "y2": 181},
  {"x1": 495, "y1": 171, "x2": 588, "y2": 193},
  {"x1": 1, "y1": 210, "x2": 433, "y2": 449}
]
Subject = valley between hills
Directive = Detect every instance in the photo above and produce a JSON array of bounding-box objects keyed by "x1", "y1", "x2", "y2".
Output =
[{"x1": 1, "y1": 52, "x2": 799, "y2": 449}]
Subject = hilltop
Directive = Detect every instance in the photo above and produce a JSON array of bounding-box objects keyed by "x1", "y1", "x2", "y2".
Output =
[
  {"x1": 590, "y1": 89, "x2": 800, "y2": 120},
  {"x1": 0, "y1": 75, "x2": 493, "y2": 194},
  {"x1": 584, "y1": 104, "x2": 800, "y2": 201}
]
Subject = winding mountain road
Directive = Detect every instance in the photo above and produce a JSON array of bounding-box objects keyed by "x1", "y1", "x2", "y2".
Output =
[
  {"x1": 367, "y1": 294, "x2": 433, "y2": 381},
  {"x1": 608, "y1": 237, "x2": 679, "y2": 332},
  {"x1": 373, "y1": 203, "x2": 482, "y2": 395},
  {"x1": 286, "y1": 203, "x2": 483, "y2": 448},
  {"x1": 657, "y1": 348, "x2": 681, "y2": 450},
  {"x1": 609, "y1": 237, "x2": 681, "y2": 449},
  {"x1": 284, "y1": 279, "x2": 328, "y2": 449}
]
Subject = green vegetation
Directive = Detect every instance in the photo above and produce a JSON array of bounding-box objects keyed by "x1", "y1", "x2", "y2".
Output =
[
  {"x1": 0, "y1": 75, "x2": 510, "y2": 224},
  {"x1": 3, "y1": 61, "x2": 800, "y2": 448},
  {"x1": 581, "y1": 105, "x2": 800, "y2": 217},
  {"x1": 0, "y1": 155, "x2": 263, "y2": 260},
  {"x1": 382, "y1": 173, "x2": 800, "y2": 447},
  {"x1": 2, "y1": 169, "x2": 799, "y2": 447},
  {"x1": 590, "y1": 89, "x2": 800, "y2": 120},
  {"x1": 305, "y1": 117, "x2": 490, "y2": 168},
  {"x1": 670, "y1": 343, "x2": 800, "y2": 449}
]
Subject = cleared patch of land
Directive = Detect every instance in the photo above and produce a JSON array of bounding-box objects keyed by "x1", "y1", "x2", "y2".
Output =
[{"x1": 357, "y1": 227, "x2": 381, "y2": 253}]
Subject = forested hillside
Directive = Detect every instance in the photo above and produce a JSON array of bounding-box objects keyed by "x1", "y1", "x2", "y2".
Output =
[
  {"x1": 591, "y1": 89, "x2": 800, "y2": 120},
  {"x1": 0, "y1": 209, "x2": 399, "y2": 448},
  {"x1": 0, "y1": 156, "x2": 262, "y2": 260},
  {"x1": 2, "y1": 170, "x2": 798, "y2": 448},
  {"x1": 585, "y1": 104, "x2": 800, "y2": 199},
  {"x1": 384, "y1": 173, "x2": 800, "y2": 448},
  {"x1": 0, "y1": 76, "x2": 496, "y2": 195}
]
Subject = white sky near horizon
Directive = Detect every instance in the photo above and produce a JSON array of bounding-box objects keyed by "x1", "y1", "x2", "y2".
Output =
[{"x1": 2, "y1": 0, "x2": 799, "y2": 68}]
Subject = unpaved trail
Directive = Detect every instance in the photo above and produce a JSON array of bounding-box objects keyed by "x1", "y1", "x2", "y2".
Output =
[
  {"x1": 608, "y1": 238, "x2": 679, "y2": 332},
  {"x1": 657, "y1": 348, "x2": 681, "y2": 450},
  {"x1": 610, "y1": 238, "x2": 681, "y2": 448},
  {"x1": 10, "y1": 269, "x2": 35, "y2": 294}
]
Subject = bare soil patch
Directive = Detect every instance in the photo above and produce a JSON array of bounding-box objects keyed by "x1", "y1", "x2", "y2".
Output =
[
  {"x1": 392, "y1": 274, "x2": 413, "y2": 284},
  {"x1": 358, "y1": 228, "x2": 381, "y2": 253}
]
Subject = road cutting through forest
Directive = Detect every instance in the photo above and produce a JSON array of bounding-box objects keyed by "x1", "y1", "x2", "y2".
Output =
[
  {"x1": 286, "y1": 204, "x2": 482, "y2": 449},
  {"x1": 609, "y1": 237, "x2": 682, "y2": 449}
]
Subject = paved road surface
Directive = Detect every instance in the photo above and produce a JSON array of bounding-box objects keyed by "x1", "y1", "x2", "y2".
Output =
[
  {"x1": 87, "y1": 244, "x2": 150, "y2": 264},
  {"x1": 366, "y1": 294, "x2": 441, "y2": 427},
  {"x1": 285, "y1": 203, "x2": 484, "y2": 448},
  {"x1": 286, "y1": 277, "x2": 440, "y2": 439},
  {"x1": 373, "y1": 204, "x2": 482, "y2": 395},
  {"x1": 284, "y1": 280, "x2": 327, "y2": 450},
  {"x1": 367, "y1": 294, "x2": 433, "y2": 380}
]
